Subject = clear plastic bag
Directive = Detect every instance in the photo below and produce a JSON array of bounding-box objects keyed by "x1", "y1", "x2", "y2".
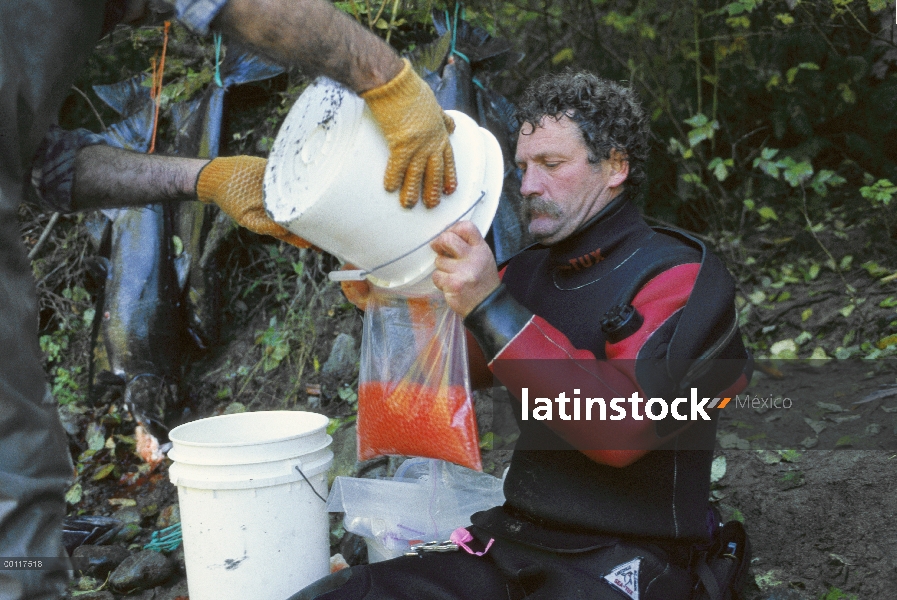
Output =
[
  {"x1": 328, "y1": 458, "x2": 505, "y2": 562},
  {"x1": 358, "y1": 287, "x2": 482, "y2": 471}
]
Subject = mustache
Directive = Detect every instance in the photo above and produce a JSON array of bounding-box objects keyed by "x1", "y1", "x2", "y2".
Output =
[{"x1": 523, "y1": 196, "x2": 563, "y2": 218}]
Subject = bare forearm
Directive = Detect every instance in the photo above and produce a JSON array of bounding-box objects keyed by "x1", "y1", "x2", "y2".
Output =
[
  {"x1": 72, "y1": 145, "x2": 208, "y2": 210},
  {"x1": 217, "y1": 0, "x2": 403, "y2": 92}
]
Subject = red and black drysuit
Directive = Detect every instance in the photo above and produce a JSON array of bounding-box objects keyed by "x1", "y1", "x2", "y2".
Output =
[
  {"x1": 465, "y1": 193, "x2": 751, "y2": 542},
  {"x1": 291, "y1": 196, "x2": 751, "y2": 600}
]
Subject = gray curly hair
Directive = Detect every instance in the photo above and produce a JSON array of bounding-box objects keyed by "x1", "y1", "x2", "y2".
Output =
[{"x1": 516, "y1": 70, "x2": 650, "y2": 197}]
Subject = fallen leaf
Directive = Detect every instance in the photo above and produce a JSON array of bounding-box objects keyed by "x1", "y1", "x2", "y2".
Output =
[
  {"x1": 92, "y1": 464, "x2": 115, "y2": 481},
  {"x1": 710, "y1": 455, "x2": 727, "y2": 483},
  {"x1": 804, "y1": 418, "x2": 827, "y2": 434},
  {"x1": 65, "y1": 483, "x2": 83, "y2": 505},
  {"x1": 108, "y1": 498, "x2": 137, "y2": 507}
]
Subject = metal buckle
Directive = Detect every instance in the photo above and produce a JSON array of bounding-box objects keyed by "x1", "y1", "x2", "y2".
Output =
[{"x1": 404, "y1": 540, "x2": 460, "y2": 557}]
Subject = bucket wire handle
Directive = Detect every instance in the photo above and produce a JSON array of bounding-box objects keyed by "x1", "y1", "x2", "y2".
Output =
[
  {"x1": 295, "y1": 465, "x2": 328, "y2": 503},
  {"x1": 327, "y1": 190, "x2": 486, "y2": 283}
]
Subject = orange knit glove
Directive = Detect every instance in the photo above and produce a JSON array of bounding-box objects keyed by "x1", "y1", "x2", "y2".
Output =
[
  {"x1": 361, "y1": 59, "x2": 457, "y2": 209},
  {"x1": 196, "y1": 156, "x2": 312, "y2": 249}
]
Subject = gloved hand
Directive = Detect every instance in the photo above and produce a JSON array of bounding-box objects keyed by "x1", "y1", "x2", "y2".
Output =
[
  {"x1": 362, "y1": 59, "x2": 457, "y2": 209},
  {"x1": 197, "y1": 156, "x2": 312, "y2": 249}
]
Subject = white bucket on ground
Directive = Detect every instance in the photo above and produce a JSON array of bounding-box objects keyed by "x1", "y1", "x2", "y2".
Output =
[
  {"x1": 263, "y1": 77, "x2": 504, "y2": 291},
  {"x1": 168, "y1": 411, "x2": 333, "y2": 600}
]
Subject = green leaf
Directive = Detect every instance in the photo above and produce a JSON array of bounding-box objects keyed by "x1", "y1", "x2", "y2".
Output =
[
  {"x1": 839, "y1": 304, "x2": 856, "y2": 318},
  {"x1": 710, "y1": 455, "x2": 727, "y2": 483},
  {"x1": 65, "y1": 483, "x2": 83, "y2": 505},
  {"x1": 224, "y1": 402, "x2": 246, "y2": 414},
  {"x1": 551, "y1": 48, "x2": 574, "y2": 64},
  {"x1": 86, "y1": 423, "x2": 105, "y2": 452},
  {"x1": 708, "y1": 157, "x2": 734, "y2": 181},
  {"x1": 810, "y1": 170, "x2": 846, "y2": 196},
  {"x1": 775, "y1": 13, "x2": 794, "y2": 25},
  {"x1": 687, "y1": 121, "x2": 719, "y2": 147},
  {"x1": 860, "y1": 179, "x2": 897, "y2": 205},
  {"x1": 782, "y1": 159, "x2": 814, "y2": 187},
  {"x1": 786, "y1": 67, "x2": 799, "y2": 84},
  {"x1": 92, "y1": 463, "x2": 116, "y2": 481},
  {"x1": 802, "y1": 308, "x2": 813, "y2": 321},
  {"x1": 758, "y1": 207, "x2": 778, "y2": 221},
  {"x1": 837, "y1": 82, "x2": 856, "y2": 104},
  {"x1": 684, "y1": 114, "x2": 709, "y2": 128},
  {"x1": 879, "y1": 297, "x2": 897, "y2": 308},
  {"x1": 794, "y1": 331, "x2": 812, "y2": 345},
  {"x1": 171, "y1": 235, "x2": 183, "y2": 257},
  {"x1": 810, "y1": 347, "x2": 830, "y2": 360}
]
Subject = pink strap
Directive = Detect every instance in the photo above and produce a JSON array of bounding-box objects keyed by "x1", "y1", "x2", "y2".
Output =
[{"x1": 450, "y1": 527, "x2": 494, "y2": 556}]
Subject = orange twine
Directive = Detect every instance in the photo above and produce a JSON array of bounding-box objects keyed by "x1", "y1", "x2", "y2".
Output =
[{"x1": 148, "y1": 21, "x2": 171, "y2": 154}]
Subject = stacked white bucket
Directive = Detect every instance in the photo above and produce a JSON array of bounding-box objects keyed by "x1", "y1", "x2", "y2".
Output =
[{"x1": 168, "y1": 412, "x2": 333, "y2": 600}]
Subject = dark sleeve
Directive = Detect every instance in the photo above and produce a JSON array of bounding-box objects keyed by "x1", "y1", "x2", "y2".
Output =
[{"x1": 30, "y1": 125, "x2": 107, "y2": 214}]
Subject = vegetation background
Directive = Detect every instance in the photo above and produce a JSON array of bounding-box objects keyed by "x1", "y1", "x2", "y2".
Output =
[{"x1": 16, "y1": 1, "x2": 896, "y2": 598}]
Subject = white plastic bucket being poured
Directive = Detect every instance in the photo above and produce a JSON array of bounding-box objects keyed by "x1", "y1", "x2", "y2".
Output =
[
  {"x1": 168, "y1": 411, "x2": 333, "y2": 600},
  {"x1": 263, "y1": 77, "x2": 504, "y2": 291}
]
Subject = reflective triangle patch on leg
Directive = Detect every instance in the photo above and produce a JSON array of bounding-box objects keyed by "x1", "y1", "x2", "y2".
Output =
[{"x1": 603, "y1": 557, "x2": 641, "y2": 600}]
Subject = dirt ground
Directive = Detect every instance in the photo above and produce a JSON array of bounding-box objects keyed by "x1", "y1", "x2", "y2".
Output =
[{"x1": 715, "y1": 360, "x2": 897, "y2": 600}]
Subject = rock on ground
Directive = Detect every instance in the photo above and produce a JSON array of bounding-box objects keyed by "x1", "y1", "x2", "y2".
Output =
[{"x1": 109, "y1": 549, "x2": 175, "y2": 594}]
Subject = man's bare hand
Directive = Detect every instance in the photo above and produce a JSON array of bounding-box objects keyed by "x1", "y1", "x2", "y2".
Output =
[
  {"x1": 339, "y1": 264, "x2": 372, "y2": 312},
  {"x1": 431, "y1": 221, "x2": 499, "y2": 317}
]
